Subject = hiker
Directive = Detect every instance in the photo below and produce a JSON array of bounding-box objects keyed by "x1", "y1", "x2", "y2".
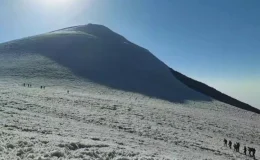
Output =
[
  {"x1": 252, "y1": 148, "x2": 256, "y2": 158},
  {"x1": 248, "y1": 147, "x2": 256, "y2": 159},
  {"x1": 233, "y1": 143, "x2": 239, "y2": 152},
  {"x1": 244, "y1": 146, "x2": 247, "y2": 155},
  {"x1": 23, "y1": 83, "x2": 25, "y2": 87},
  {"x1": 224, "y1": 139, "x2": 227, "y2": 147},
  {"x1": 236, "y1": 142, "x2": 240, "y2": 152},
  {"x1": 248, "y1": 147, "x2": 256, "y2": 157},
  {"x1": 40, "y1": 86, "x2": 42, "y2": 89},
  {"x1": 67, "y1": 90, "x2": 69, "y2": 94},
  {"x1": 248, "y1": 147, "x2": 252, "y2": 156},
  {"x1": 229, "y1": 141, "x2": 232, "y2": 149}
]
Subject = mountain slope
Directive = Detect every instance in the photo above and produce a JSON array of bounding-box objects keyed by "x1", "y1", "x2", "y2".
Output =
[
  {"x1": 0, "y1": 24, "x2": 258, "y2": 113},
  {"x1": 169, "y1": 68, "x2": 260, "y2": 113},
  {"x1": 0, "y1": 24, "x2": 210, "y2": 103}
]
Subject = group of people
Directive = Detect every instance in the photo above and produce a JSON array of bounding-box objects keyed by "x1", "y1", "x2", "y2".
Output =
[
  {"x1": 40, "y1": 86, "x2": 46, "y2": 89},
  {"x1": 23, "y1": 83, "x2": 70, "y2": 94},
  {"x1": 23, "y1": 83, "x2": 46, "y2": 89},
  {"x1": 23, "y1": 83, "x2": 32, "y2": 87},
  {"x1": 224, "y1": 139, "x2": 256, "y2": 159}
]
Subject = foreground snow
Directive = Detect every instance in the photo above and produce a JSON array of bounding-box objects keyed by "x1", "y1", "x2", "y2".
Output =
[{"x1": 0, "y1": 79, "x2": 259, "y2": 160}]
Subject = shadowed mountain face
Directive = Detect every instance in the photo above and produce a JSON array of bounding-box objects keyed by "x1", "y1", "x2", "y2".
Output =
[
  {"x1": 0, "y1": 24, "x2": 211, "y2": 103},
  {"x1": 169, "y1": 68, "x2": 260, "y2": 114}
]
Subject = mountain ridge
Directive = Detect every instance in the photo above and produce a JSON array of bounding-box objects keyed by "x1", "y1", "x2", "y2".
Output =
[{"x1": 169, "y1": 68, "x2": 260, "y2": 113}]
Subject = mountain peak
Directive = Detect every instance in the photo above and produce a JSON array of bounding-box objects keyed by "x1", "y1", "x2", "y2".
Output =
[{"x1": 53, "y1": 23, "x2": 127, "y2": 43}]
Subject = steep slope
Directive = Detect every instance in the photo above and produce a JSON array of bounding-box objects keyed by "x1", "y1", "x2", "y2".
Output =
[
  {"x1": 0, "y1": 24, "x2": 210, "y2": 103},
  {"x1": 169, "y1": 68, "x2": 260, "y2": 113}
]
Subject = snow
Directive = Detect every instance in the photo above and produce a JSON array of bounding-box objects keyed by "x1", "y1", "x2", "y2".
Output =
[
  {"x1": 0, "y1": 78, "x2": 259, "y2": 160},
  {"x1": 0, "y1": 24, "x2": 259, "y2": 159}
]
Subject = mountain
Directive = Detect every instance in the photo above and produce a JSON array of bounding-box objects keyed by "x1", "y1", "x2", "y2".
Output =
[
  {"x1": 0, "y1": 24, "x2": 210, "y2": 103},
  {"x1": 0, "y1": 23, "x2": 258, "y2": 114}
]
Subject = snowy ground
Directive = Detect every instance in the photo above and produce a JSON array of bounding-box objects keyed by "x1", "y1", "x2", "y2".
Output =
[{"x1": 0, "y1": 78, "x2": 259, "y2": 160}]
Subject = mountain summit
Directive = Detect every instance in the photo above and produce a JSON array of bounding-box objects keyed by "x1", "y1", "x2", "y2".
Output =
[
  {"x1": 0, "y1": 24, "x2": 259, "y2": 113},
  {"x1": 52, "y1": 24, "x2": 128, "y2": 42}
]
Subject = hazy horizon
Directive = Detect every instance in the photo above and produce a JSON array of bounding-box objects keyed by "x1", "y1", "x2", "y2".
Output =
[{"x1": 0, "y1": 0, "x2": 259, "y2": 108}]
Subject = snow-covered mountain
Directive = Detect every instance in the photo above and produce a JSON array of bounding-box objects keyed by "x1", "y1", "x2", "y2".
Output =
[
  {"x1": 0, "y1": 24, "x2": 258, "y2": 113},
  {"x1": 0, "y1": 24, "x2": 259, "y2": 160},
  {"x1": 0, "y1": 24, "x2": 211, "y2": 103}
]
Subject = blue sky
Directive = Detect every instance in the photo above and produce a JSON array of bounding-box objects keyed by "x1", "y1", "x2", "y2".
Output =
[{"x1": 0, "y1": 0, "x2": 259, "y2": 108}]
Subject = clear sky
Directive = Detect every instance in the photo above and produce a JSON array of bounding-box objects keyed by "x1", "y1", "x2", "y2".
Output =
[{"x1": 0, "y1": 0, "x2": 259, "y2": 108}]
